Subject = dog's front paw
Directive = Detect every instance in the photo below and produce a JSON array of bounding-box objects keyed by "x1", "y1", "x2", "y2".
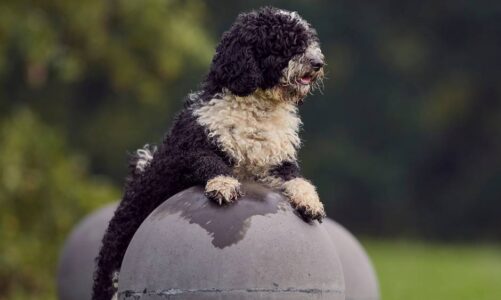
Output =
[
  {"x1": 205, "y1": 175, "x2": 243, "y2": 205},
  {"x1": 282, "y1": 178, "x2": 326, "y2": 222}
]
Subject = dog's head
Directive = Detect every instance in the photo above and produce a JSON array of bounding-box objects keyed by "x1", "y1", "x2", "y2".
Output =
[{"x1": 203, "y1": 7, "x2": 325, "y2": 103}]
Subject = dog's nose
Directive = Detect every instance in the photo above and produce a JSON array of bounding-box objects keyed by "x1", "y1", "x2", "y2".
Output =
[{"x1": 310, "y1": 59, "x2": 324, "y2": 71}]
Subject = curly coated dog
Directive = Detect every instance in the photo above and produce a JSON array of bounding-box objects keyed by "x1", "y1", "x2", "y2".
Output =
[{"x1": 93, "y1": 7, "x2": 326, "y2": 300}]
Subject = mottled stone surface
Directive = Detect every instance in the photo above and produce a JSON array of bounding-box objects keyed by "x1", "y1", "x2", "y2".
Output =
[{"x1": 118, "y1": 183, "x2": 345, "y2": 299}]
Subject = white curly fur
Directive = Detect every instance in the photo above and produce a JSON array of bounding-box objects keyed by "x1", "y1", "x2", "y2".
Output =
[
  {"x1": 282, "y1": 42, "x2": 325, "y2": 99},
  {"x1": 205, "y1": 175, "x2": 242, "y2": 205},
  {"x1": 135, "y1": 144, "x2": 157, "y2": 172},
  {"x1": 194, "y1": 90, "x2": 302, "y2": 181},
  {"x1": 282, "y1": 178, "x2": 325, "y2": 217}
]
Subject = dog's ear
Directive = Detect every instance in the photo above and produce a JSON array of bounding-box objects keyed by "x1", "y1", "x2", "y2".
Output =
[{"x1": 209, "y1": 37, "x2": 263, "y2": 97}]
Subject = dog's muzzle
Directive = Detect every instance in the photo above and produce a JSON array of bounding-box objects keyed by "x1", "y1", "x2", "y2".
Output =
[{"x1": 310, "y1": 58, "x2": 324, "y2": 71}]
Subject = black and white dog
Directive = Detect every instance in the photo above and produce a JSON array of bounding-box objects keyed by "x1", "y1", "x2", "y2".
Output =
[{"x1": 93, "y1": 7, "x2": 326, "y2": 300}]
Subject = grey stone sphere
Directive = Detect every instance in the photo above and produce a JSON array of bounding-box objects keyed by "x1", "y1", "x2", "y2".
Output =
[
  {"x1": 57, "y1": 203, "x2": 117, "y2": 300},
  {"x1": 118, "y1": 183, "x2": 346, "y2": 300},
  {"x1": 323, "y1": 219, "x2": 380, "y2": 300}
]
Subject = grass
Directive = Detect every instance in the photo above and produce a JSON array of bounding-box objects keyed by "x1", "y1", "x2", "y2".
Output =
[{"x1": 362, "y1": 240, "x2": 501, "y2": 300}]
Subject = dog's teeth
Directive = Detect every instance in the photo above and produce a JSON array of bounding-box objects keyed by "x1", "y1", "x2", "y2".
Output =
[{"x1": 299, "y1": 77, "x2": 312, "y2": 85}]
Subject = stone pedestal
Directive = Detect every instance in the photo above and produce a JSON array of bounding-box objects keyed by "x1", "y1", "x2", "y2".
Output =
[
  {"x1": 57, "y1": 203, "x2": 117, "y2": 300},
  {"x1": 323, "y1": 219, "x2": 380, "y2": 300},
  {"x1": 118, "y1": 183, "x2": 345, "y2": 299}
]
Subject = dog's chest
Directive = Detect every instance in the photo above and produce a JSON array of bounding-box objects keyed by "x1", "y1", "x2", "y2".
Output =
[{"x1": 194, "y1": 95, "x2": 301, "y2": 179}]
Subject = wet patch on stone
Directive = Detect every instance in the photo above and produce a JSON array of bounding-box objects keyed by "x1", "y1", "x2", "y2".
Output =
[{"x1": 151, "y1": 183, "x2": 289, "y2": 248}]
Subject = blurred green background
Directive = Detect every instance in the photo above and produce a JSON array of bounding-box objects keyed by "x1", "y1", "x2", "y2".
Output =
[{"x1": 0, "y1": 0, "x2": 500, "y2": 299}]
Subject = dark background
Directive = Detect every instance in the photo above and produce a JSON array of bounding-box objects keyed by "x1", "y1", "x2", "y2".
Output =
[
  {"x1": 205, "y1": 1, "x2": 501, "y2": 240},
  {"x1": 0, "y1": 1, "x2": 500, "y2": 298}
]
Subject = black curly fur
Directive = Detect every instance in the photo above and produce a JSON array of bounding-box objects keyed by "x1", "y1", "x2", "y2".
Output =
[
  {"x1": 199, "y1": 7, "x2": 318, "y2": 99},
  {"x1": 92, "y1": 7, "x2": 320, "y2": 300},
  {"x1": 269, "y1": 161, "x2": 301, "y2": 181}
]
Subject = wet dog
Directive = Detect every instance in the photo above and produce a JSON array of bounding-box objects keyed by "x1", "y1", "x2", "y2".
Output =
[{"x1": 93, "y1": 7, "x2": 326, "y2": 300}]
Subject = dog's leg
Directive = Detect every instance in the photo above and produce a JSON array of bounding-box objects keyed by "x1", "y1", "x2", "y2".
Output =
[
  {"x1": 184, "y1": 150, "x2": 242, "y2": 204},
  {"x1": 282, "y1": 177, "x2": 326, "y2": 222},
  {"x1": 92, "y1": 182, "x2": 176, "y2": 300},
  {"x1": 93, "y1": 194, "x2": 154, "y2": 300},
  {"x1": 264, "y1": 161, "x2": 326, "y2": 221}
]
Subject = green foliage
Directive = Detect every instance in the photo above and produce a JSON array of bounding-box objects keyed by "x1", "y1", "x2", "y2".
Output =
[
  {"x1": 0, "y1": 2, "x2": 214, "y2": 298},
  {"x1": 0, "y1": 0, "x2": 214, "y2": 179},
  {"x1": 0, "y1": 109, "x2": 119, "y2": 300},
  {"x1": 365, "y1": 240, "x2": 501, "y2": 300},
  {"x1": 0, "y1": 0, "x2": 212, "y2": 97}
]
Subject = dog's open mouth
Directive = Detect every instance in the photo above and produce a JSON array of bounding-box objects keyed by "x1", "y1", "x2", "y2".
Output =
[{"x1": 296, "y1": 73, "x2": 315, "y2": 85}]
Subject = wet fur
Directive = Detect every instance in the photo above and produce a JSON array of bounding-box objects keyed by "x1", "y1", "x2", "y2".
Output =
[
  {"x1": 92, "y1": 7, "x2": 325, "y2": 300},
  {"x1": 193, "y1": 90, "x2": 302, "y2": 180}
]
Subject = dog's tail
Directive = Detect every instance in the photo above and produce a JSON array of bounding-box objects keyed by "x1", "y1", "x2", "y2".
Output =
[{"x1": 127, "y1": 144, "x2": 157, "y2": 180}]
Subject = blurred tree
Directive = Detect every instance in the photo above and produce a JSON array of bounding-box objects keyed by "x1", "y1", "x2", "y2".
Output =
[
  {"x1": 0, "y1": 0, "x2": 499, "y2": 252},
  {"x1": 0, "y1": 0, "x2": 214, "y2": 179},
  {"x1": 0, "y1": 2, "x2": 214, "y2": 298},
  {"x1": 0, "y1": 108, "x2": 119, "y2": 300}
]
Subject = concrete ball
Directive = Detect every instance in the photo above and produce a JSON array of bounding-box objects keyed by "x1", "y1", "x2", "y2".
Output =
[
  {"x1": 57, "y1": 203, "x2": 117, "y2": 300},
  {"x1": 118, "y1": 183, "x2": 346, "y2": 300},
  {"x1": 323, "y1": 219, "x2": 380, "y2": 300}
]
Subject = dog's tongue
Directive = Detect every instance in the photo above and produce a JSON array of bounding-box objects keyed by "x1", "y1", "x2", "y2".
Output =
[{"x1": 299, "y1": 75, "x2": 312, "y2": 85}]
